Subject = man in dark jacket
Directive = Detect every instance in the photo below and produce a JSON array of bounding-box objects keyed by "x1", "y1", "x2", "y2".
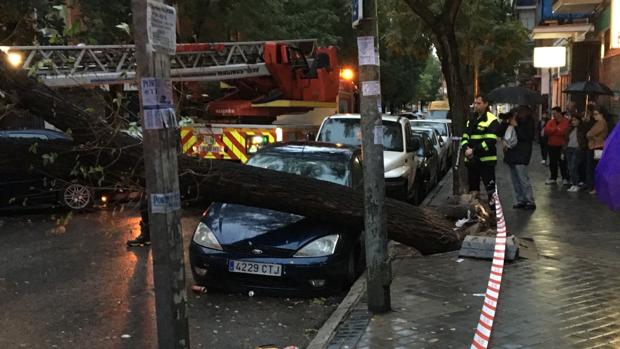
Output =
[
  {"x1": 502, "y1": 106, "x2": 536, "y2": 210},
  {"x1": 461, "y1": 94, "x2": 500, "y2": 207}
]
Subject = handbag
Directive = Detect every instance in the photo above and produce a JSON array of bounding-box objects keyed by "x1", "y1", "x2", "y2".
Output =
[{"x1": 594, "y1": 149, "x2": 603, "y2": 160}]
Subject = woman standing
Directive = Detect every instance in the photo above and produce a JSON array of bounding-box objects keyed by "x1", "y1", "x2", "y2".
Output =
[
  {"x1": 585, "y1": 107, "x2": 608, "y2": 194},
  {"x1": 565, "y1": 115, "x2": 588, "y2": 192},
  {"x1": 502, "y1": 107, "x2": 536, "y2": 210}
]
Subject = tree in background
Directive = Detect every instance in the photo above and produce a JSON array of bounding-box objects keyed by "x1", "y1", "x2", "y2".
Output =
[
  {"x1": 0, "y1": 0, "x2": 66, "y2": 45},
  {"x1": 415, "y1": 55, "x2": 443, "y2": 106},
  {"x1": 378, "y1": 0, "x2": 431, "y2": 113}
]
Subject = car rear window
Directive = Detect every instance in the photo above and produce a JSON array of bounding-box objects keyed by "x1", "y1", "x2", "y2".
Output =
[
  {"x1": 317, "y1": 118, "x2": 403, "y2": 152},
  {"x1": 412, "y1": 122, "x2": 447, "y2": 137},
  {"x1": 247, "y1": 153, "x2": 350, "y2": 186}
]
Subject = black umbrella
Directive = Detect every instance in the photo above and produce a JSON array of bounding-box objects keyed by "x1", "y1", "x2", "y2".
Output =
[
  {"x1": 563, "y1": 80, "x2": 614, "y2": 96},
  {"x1": 488, "y1": 86, "x2": 545, "y2": 105}
]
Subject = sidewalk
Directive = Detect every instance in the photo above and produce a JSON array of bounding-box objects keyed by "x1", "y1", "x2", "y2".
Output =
[{"x1": 310, "y1": 152, "x2": 620, "y2": 349}]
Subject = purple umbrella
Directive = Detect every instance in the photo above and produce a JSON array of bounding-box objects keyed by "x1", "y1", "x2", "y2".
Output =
[{"x1": 595, "y1": 124, "x2": 620, "y2": 210}]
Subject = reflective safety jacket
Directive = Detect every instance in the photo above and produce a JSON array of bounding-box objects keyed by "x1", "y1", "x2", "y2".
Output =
[{"x1": 460, "y1": 111, "x2": 500, "y2": 164}]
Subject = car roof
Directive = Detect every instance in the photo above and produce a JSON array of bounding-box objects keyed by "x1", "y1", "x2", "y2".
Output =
[
  {"x1": 325, "y1": 113, "x2": 404, "y2": 123},
  {"x1": 0, "y1": 128, "x2": 71, "y2": 140},
  {"x1": 411, "y1": 119, "x2": 452, "y2": 124}
]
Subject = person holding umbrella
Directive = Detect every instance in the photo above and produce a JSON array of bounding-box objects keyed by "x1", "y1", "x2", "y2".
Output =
[{"x1": 585, "y1": 107, "x2": 608, "y2": 194}]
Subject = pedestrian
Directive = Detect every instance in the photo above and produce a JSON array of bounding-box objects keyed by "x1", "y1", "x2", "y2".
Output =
[
  {"x1": 544, "y1": 107, "x2": 569, "y2": 185},
  {"x1": 585, "y1": 107, "x2": 609, "y2": 194},
  {"x1": 565, "y1": 115, "x2": 588, "y2": 192},
  {"x1": 538, "y1": 111, "x2": 550, "y2": 165},
  {"x1": 501, "y1": 106, "x2": 536, "y2": 210},
  {"x1": 127, "y1": 192, "x2": 151, "y2": 246},
  {"x1": 460, "y1": 94, "x2": 500, "y2": 208}
]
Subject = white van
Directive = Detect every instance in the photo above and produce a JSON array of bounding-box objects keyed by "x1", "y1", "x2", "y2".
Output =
[{"x1": 316, "y1": 114, "x2": 420, "y2": 202}]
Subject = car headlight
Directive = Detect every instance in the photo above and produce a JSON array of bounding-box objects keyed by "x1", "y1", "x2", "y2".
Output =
[
  {"x1": 293, "y1": 234, "x2": 339, "y2": 257},
  {"x1": 192, "y1": 222, "x2": 223, "y2": 251}
]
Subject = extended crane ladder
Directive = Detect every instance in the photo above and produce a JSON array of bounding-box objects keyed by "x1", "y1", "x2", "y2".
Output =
[{"x1": 2, "y1": 39, "x2": 317, "y2": 87}]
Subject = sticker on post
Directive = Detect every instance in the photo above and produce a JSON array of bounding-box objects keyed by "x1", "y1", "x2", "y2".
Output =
[
  {"x1": 141, "y1": 78, "x2": 177, "y2": 129},
  {"x1": 150, "y1": 192, "x2": 181, "y2": 213},
  {"x1": 373, "y1": 125, "x2": 383, "y2": 145},
  {"x1": 147, "y1": 0, "x2": 177, "y2": 55},
  {"x1": 362, "y1": 80, "x2": 381, "y2": 96},
  {"x1": 144, "y1": 108, "x2": 178, "y2": 130},
  {"x1": 357, "y1": 36, "x2": 376, "y2": 65}
]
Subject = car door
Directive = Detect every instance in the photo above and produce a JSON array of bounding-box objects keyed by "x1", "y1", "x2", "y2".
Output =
[{"x1": 350, "y1": 155, "x2": 363, "y2": 190}]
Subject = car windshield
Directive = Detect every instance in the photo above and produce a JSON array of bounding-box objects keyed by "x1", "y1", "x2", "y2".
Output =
[
  {"x1": 247, "y1": 152, "x2": 350, "y2": 186},
  {"x1": 412, "y1": 122, "x2": 447, "y2": 137},
  {"x1": 318, "y1": 118, "x2": 403, "y2": 152}
]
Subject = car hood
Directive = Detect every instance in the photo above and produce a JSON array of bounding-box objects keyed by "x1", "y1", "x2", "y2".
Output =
[
  {"x1": 202, "y1": 203, "x2": 337, "y2": 256},
  {"x1": 383, "y1": 151, "x2": 407, "y2": 173}
]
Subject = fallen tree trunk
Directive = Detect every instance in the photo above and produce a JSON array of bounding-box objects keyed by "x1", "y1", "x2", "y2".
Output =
[{"x1": 0, "y1": 55, "x2": 463, "y2": 254}]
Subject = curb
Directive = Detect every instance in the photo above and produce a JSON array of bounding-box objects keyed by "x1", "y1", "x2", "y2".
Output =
[
  {"x1": 305, "y1": 271, "x2": 367, "y2": 349},
  {"x1": 306, "y1": 170, "x2": 452, "y2": 349}
]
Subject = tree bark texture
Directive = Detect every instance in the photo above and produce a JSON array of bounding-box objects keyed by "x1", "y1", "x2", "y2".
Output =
[{"x1": 0, "y1": 53, "x2": 464, "y2": 255}]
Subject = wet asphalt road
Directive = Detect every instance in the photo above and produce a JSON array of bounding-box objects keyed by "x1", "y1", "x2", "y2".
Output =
[{"x1": 0, "y1": 204, "x2": 343, "y2": 349}]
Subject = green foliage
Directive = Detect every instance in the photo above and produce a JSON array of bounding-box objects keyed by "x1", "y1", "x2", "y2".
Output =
[
  {"x1": 415, "y1": 55, "x2": 443, "y2": 103},
  {"x1": 457, "y1": 0, "x2": 529, "y2": 93},
  {"x1": 378, "y1": 0, "x2": 431, "y2": 110},
  {"x1": 0, "y1": 0, "x2": 66, "y2": 45}
]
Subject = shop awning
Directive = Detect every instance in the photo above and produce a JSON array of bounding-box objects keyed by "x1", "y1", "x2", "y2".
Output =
[
  {"x1": 532, "y1": 23, "x2": 595, "y2": 41},
  {"x1": 552, "y1": 0, "x2": 603, "y2": 14}
]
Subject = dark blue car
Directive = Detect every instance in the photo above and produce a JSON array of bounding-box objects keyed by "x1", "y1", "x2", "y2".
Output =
[{"x1": 189, "y1": 142, "x2": 365, "y2": 296}]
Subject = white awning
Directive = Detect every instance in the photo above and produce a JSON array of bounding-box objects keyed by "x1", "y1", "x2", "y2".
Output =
[
  {"x1": 532, "y1": 23, "x2": 595, "y2": 42},
  {"x1": 552, "y1": 0, "x2": 603, "y2": 14}
]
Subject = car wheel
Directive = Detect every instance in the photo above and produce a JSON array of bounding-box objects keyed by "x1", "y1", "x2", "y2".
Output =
[{"x1": 61, "y1": 183, "x2": 93, "y2": 210}]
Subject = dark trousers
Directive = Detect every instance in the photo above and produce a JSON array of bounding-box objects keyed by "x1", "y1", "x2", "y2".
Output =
[
  {"x1": 467, "y1": 162, "x2": 496, "y2": 204},
  {"x1": 586, "y1": 149, "x2": 599, "y2": 190},
  {"x1": 540, "y1": 137, "x2": 548, "y2": 161},
  {"x1": 140, "y1": 193, "x2": 150, "y2": 239},
  {"x1": 548, "y1": 145, "x2": 568, "y2": 180}
]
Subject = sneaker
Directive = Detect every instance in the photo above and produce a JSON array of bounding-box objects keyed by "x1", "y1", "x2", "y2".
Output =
[
  {"x1": 513, "y1": 203, "x2": 526, "y2": 209},
  {"x1": 578, "y1": 182, "x2": 585, "y2": 187},
  {"x1": 545, "y1": 178, "x2": 557, "y2": 185},
  {"x1": 524, "y1": 203, "x2": 537, "y2": 210},
  {"x1": 540, "y1": 160, "x2": 546, "y2": 165},
  {"x1": 127, "y1": 234, "x2": 151, "y2": 247},
  {"x1": 567, "y1": 185, "x2": 580, "y2": 192},
  {"x1": 562, "y1": 179, "x2": 570, "y2": 186},
  {"x1": 589, "y1": 189, "x2": 596, "y2": 195}
]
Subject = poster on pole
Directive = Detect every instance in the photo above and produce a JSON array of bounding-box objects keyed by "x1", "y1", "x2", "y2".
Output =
[
  {"x1": 146, "y1": 0, "x2": 177, "y2": 55},
  {"x1": 352, "y1": 0, "x2": 363, "y2": 28},
  {"x1": 357, "y1": 36, "x2": 376, "y2": 66},
  {"x1": 141, "y1": 78, "x2": 178, "y2": 130}
]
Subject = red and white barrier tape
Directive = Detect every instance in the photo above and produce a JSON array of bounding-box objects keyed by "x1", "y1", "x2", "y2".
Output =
[{"x1": 470, "y1": 190, "x2": 507, "y2": 349}]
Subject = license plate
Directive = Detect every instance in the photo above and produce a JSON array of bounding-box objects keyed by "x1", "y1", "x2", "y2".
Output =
[
  {"x1": 200, "y1": 144, "x2": 222, "y2": 153},
  {"x1": 228, "y1": 260, "x2": 282, "y2": 277}
]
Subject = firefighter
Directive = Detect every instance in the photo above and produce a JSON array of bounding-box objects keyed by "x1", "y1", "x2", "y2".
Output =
[{"x1": 460, "y1": 94, "x2": 500, "y2": 207}]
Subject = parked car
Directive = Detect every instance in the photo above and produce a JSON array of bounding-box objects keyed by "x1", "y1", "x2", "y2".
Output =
[
  {"x1": 411, "y1": 132, "x2": 440, "y2": 201},
  {"x1": 316, "y1": 114, "x2": 419, "y2": 202},
  {"x1": 411, "y1": 126, "x2": 449, "y2": 175},
  {"x1": 0, "y1": 129, "x2": 108, "y2": 211},
  {"x1": 189, "y1": 142, "x2": 366, "y2": 296},
  {"x1": 410, "y1": 119, "x2": 453, "y2": 172}
]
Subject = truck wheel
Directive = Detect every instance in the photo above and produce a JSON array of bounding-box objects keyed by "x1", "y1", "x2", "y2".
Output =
[{"x1": 61, "y1": 183, "x2": 93, "y2": 210}]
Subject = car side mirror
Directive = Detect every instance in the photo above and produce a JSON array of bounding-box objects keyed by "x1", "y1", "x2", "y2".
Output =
[{"x1": 408, "y1": 137, "x2": 421, "y2": 153}]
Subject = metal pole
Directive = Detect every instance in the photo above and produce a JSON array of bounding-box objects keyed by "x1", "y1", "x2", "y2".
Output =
[
  {"x1": 131, "y1": 0, "x2": 190, "y2": 347},
  {"x1": 357, "y1": 0, "x2": 391, "y2": 313}
]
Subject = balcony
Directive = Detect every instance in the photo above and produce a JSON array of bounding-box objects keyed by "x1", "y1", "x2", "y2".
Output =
[{"x1": 552, "y1": 0, "x2": 603, "y2": 14}]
